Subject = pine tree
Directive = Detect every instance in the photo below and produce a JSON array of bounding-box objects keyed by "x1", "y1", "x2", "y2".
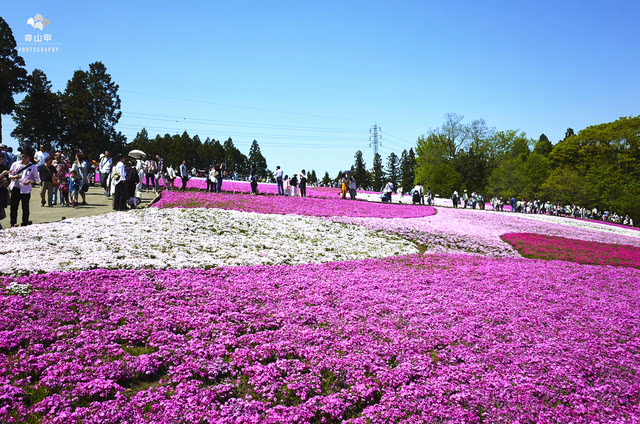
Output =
[
  {"x1": 353, "y1": 150, "x2": 370, "y2": 189},
  {"x1": 11, "y1": 69, "x2": 62, "y2": 150},
  {"x1": 322, "y1": 171, "x2": 331, "y2": 186},
  {"x1": 399, "y1": 149, "x2": 416, "y2": 189},
  {"x1": 248, "y1": 140, "x2": 268, "y2": 178},
  {"x1": 0, "y1": 18, "x2": 28, "y2": 145},
  {"x1": 386, "y1": 152, "x2": 399, "y2": 188},
  {"x1": 309, "y1": 169, "x2": 317, "y2": 184},
  {"x1": 371, "y1": 153, "x2": 385, "y2": 190}
]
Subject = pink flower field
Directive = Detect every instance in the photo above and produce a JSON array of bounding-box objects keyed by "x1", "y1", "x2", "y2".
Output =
[
  {"x1": 153, "y1": 191, "x2": 436, "y2": 219},
  {"x1": 3, "y1": 190, "x2": 640, "y2": 423},
  {"x1": 502, "y1": 232, "x2": 640, "y2": 268},
  {"x1": 2, "y1": 255, "x2": 640, "y2": 423}
]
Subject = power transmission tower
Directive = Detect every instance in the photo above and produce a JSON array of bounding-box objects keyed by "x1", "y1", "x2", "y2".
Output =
[{"x1": 369, "y1": 123, "x2": 382, "y2": 157}]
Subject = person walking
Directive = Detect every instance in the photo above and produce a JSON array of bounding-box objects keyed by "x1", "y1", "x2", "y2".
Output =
[
  {"x1": 349, "y1": 176, "x2": 357, "y2": 200},
  {"x1": 99, "y1": 151, "x2": 112, "y2": 196},
  {"x1": 179, "y1": 160, "x2": 189, "y2": 191},
  {"x1": 155, "y1": 154, "x2": 166, "y2": 192},
  {"x1": 299, "y1": 169, "x2": 308, "y2": 197},
  {"x1": 8, "y1": 151, "x2": 39, "y2": 227},
  {"x1": 249, "y1": 165, "x2": 259, "y2": 195},
  {"x1": 38, "y1": 156, "x2": 57, "y2": 207}
]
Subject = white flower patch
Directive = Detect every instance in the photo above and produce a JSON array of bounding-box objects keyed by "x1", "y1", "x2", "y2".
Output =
[
  {"x1": 0, "y1": 208, "x2": 418, "y2": 275},
  {"x1": 4, "y1": 281, "x2": 32, "y2": 296}
]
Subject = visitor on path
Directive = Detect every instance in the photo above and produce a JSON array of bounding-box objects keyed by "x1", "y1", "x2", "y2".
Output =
[
  {"x1": 38, "y1": 156, "x2": 57, "y2": 208},
  {"x1": 383, "y1": 181, "x2": 394, "y2": 203},
  {"x1": 69, "y1": 170, "x2": 83, "y2": 208},
  {"x1": 340, "y1": 175, "x2": 349, "y2": 199},
  {"x1": 144, "y1": 156, "x2": 157, "y2": 192},
  {"x1": 275, "y1": 166, "x2": 284, "y2": 195},
  {"x1": 349, "y1": 176, "x2": 357, "y2": 200},
  {"x1": 99, "y1": 151, "x2": 112, "y2": 196},
  {"x1": 299, "y1": 170, "x2": 308, "y2": 197},
  {"x1": 452, "y1": 191, "x2": 459, "y2": 208},
  {"x1": 426, "y1": 187, "x2": 432, "y2": 206},
  {"x1": 155, "y1": 155, "x2": 166, "y2": 192},
  {"x1": 34, "y1": 145, "x2": 49, "y2": 165},
  {"x1": 462, "y1": 190, "x2": 468, "y2": 208},
  {"x1": 9, "y1": 151, "x2": 39, "y2": 227},
  {"x1": 58, "y1": 176, "x2": 70, "y2": 207},
  {"x1": 113, "y1": 155, "x2": 127, "y2": 211},
  {"x1": 0, "y1": 152, "x2": 10, "y2": 226},
  {"x1": 206, "y1": 165, "x2": 215, "y2": 192},
  {"x1": 215, "y1": 162, "x2": 224, "y2": 193},
  {"x1": 290, "y1": 173, "x2": 298, "y2": 197},
  {"x1": 166, "y1": 164, "x2": 176, "y2": 191},
  {"x1": 283, "y1": 175, "x2": 291, "y2": 196},
  {"x1": 411, "y1": 184, "x2": 423, "y2": 205},
  {"x1": 71, "y1": 152, "x2": 90, "y2": 206},
  {"x1": 249, "y1": 165, "x2": 259, "y2": 195},
  {"x1": 180, "y1": 161, "x2": 189, "y2": 191}
]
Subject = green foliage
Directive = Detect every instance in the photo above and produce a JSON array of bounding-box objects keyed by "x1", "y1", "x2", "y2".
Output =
[
  {"x1": 308, "y1": 169, "x2": 317, "y2": 184},
  {"x1": 248, "y1": 140, "x2": 268, "y2": 178},
  {"x1": 11, "y1": 69, "x2": 62, "y2": 150},
  {"x1": 386, "y1": 152, "x2": 400, "y2": 188},
  {"x1": 0, "y1": 17, "x2": 28, "y2": 144},
  {"x1": 322, "y1": 171, "x2": 331, "y2": 185},
  {"x1": 371, "y1": 153, "x2": 385, "y2": 190},
  {"x1": 61, "y1": 62, "x2": 125, "y2": 159},
  {"x1": 399, "y1": 148, "x2": 416, "y2": 189},
  {"x1": 352, "y1": 150, "x2": 369, "y2": 189}
]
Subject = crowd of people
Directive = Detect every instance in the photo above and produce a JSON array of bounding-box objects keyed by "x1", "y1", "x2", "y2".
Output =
[{"x1": 447, "y1": 190, "x2": 635, "y2": 227}]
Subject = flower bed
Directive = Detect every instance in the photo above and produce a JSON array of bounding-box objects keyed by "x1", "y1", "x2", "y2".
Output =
[
  {"x1": 502, "y1": 233, "x2": 640, "y2": 268},
  {"x1": 160, "y1": 178, "x2": 346, "y2": 198},
  {"x1": 336, "y1": 207, "x2": 640, "y2": 257},
  {"x1": 153, "y1": 191, "x2": 437, "y2": 219},
  {"x1": 2, "y1": 254, "x2": 639, "y2": 423},
  {"x1": 0, "y1": 208, "x2": 417, "y2": 275}
]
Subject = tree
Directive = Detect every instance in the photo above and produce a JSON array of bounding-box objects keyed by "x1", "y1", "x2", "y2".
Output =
[
  {"x1": 399, "y1": 148, "x2": 416, "y2": 189},
  {"x1": 308, "y1": 169, "x2": 317, "y2": 184},
  {"x1": 61, "y1": 62, "x2": 124, "y2": 159},
  {"x1": 322, "y1": 171, "x2": 331, "y2": 186},
  {"x1": 439, "y1": 112, "x2": 467, "y2": 158},
  {"x1": 534, "y1": 133, "x2": 553, "y2": 156},
  {"x1": 248, "y1": 140, "x2": 268, "y2": 178},
  {"x1": 564, "y1": 128, "x2": 575, "y2": 141},
  {"x1": 465, "y1": 118, "x2": 495, "y2": 153},
  {"x1": 0, "y1": 18, "x2": 28, "y2": 145},
  {"x1": 223, "y1": 137, "x2": 247, "y2": 173},
  {"x1": 386, "y1": 152, "x2": 400, "y2": 188},
  {"x1": 371, "y1": 152, "x2": 385, "y2": 190},
  {"x1": 352, "y1": 150, "x2": 369, "y2": 189},
  {"x1": 11, "y1": 69, "x2": 62, "y2": 150}
]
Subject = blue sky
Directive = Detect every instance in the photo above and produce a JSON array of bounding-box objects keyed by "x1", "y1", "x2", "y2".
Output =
[{"x1": 2, "y1": 0, "x2": 639, "y2": 175}]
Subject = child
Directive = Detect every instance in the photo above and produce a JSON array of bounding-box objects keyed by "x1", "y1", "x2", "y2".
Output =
[
  {"x1": 59, "y1": 176, "x2": 70, "y2": 206},
  {"x1": 69, "y1": 170, "x2": 83, "y2": 207},
  {"x1": 283, "y1": 175, "x2": 291, "y2": 196}
]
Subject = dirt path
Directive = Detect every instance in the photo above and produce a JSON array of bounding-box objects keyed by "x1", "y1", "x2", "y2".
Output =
[{"x1": 0, "y1": 185, "x2": 160, "y2": 228}]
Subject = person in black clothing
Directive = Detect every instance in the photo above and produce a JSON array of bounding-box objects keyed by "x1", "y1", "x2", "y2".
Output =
[
  {"x1": 0, "y1": 153, "x2": 10, "y2": 226},
  {"x1": 290, "y1": 174, "x2": 298, "y2": 197},
  {"x1": 38, "y1": 156, "x2": 57, "y2": 207},
  {"x1": 299, "y1": 169, "x2": 307, "y2": 197},
  {"x1": 250, "y1": 165, "x2": 258, "y2": 195}
]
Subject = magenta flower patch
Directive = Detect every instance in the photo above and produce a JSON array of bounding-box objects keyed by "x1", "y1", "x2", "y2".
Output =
[
  {"x1": 502, "y1": 232, "x2": 640, "y2": 268},
  {"x1": 153, "y1": 191, "x2": 436, "y2": 219},
  {"x1": 2, "y1": 254, "x2": 640, "y2": 422}
]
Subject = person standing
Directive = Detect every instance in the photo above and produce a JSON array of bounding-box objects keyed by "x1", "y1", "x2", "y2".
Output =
[
  {"x1": 71, "y1": 152, "x2": 90, "y2": 205},
  {"x1": 290, "y1": 173, "x2": 298, "y2": 197},
  {"x1": 275, "y1": 166, "x2": 284, "y2": 195},
  {"x1": 113, "y1": 154, "x2": 127, "y2": 211},
  {"x1": 249, "y1": 165, "x2": 258, "y2": 195},
  {"x1": 144, "y1": 156, "x2": 157, "y2": 192},
  {"x1": 38, "y1": 156, "x2": 57, "y2": 207},
  {"x1": 155, "y1": 154, "x2": 166, "y2": 192},
  {"x1": 52, "y1": 152, "x2": 69, "y2": 205},
  {"x1": 207, "y1": 165, "x2": 216, "y2": 192},
  {"x1": 348, "y1": 176, "x2": 357, "y2": 200},
  {"x1": 0, "y1": 152, "x2": 10, "y2": 226},
  {"x1": 99, "y1": 151, "x2": 112, "y2": 196},
  {"x1": 166, "y1": 164, "x2": 176, "y2": 191},
  {"x1": 8, "y1": 151, "x2": 39, "y2": 227},
  {"x1": 179, "y1": 160, "x2": 189, "y2": 191},
  {"x1": 34, "y1": 145, "x2": 49, "y2": 165},
  {"x1": 299, "y1": 169, "x2": 308, "y2": 197},
  {"x1": 215, "y1": 162, "x2": 224, "y2": 193}
]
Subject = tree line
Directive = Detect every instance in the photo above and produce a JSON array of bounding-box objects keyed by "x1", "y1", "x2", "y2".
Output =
[{"x1": 413, "y1": 113, "x2": 640, "y2": 218}]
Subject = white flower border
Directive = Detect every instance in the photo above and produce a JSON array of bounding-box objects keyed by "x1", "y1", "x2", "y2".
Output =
[{"x1": 0, "y1": 208, "x2": 418, "y2": 275}]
